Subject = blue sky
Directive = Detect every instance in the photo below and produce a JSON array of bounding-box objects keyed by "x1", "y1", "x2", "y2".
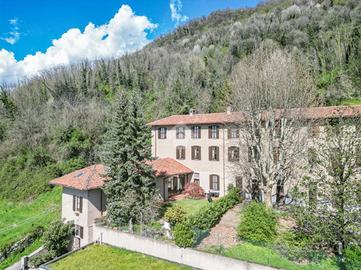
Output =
[{"x1": 0, "y1": 0, "x2": 261, "y2": 83}]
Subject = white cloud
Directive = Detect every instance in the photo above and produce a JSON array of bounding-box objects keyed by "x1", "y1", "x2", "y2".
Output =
[
  {"x1": 1, "y1": 18, "x2": 20, "y2": 45},
  {"x1": 0, "y1": 5, "x2": 157, "y2": 84},
  {"x1": 9, "y1": 18, "x2": 18, "y2": 25},
  {"x1": 170, "y1": 0, "x2": 188, "y2": 25}
]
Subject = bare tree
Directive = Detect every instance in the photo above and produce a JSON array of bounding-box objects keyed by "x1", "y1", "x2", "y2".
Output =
[
  {"x1": 230, "y1": 45, "x2": 317, "y2": 207},
  {"x1": 292, "y1": 117, "x2": 361, "y2": 256}
]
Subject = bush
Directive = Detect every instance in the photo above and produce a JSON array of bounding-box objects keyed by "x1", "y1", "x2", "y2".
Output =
[
  {"x1": 182, "y1": 182, "x2": 205, "y2": 199},
  {"x1": 238, "y1": 202, "x2": 277, "y2": 243},
  {"x1": 173, "y1": 222, "x2": 195, "y2": 248},
  {"x1": 189, "y1": 187, "x2": 242, "y2": 230},
  {"x1": 29, "y1": 251, "x2": 55, "y2": 268},
  {"x1": 164, "y1": 205, "x2": 187, "y2": 227},
  {"x1": 174, "y1": 187, "x2": 242, "y2": 247},
  {"x1": 43, "y1": 220, "x2": 73, "y2": 256},
  {"x1": 344, "y1": 245, "x2": 361, "y2": 270}
]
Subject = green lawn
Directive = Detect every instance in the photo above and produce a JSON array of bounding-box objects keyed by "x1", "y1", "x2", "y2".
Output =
[
  {"x1": 215, "y1": 243, "x2": 338, "y2": 270},
  {"x1": 0, "y1": 187, "x2": 61, "y2": 249},
  {"x1": 171, "y1": 198, "x2": 209, "y2": 216},
  {"x1": 340, "y1": 98, "x2": 361, "y2": 106},
  {"x1": 49, "y1": 244, "x2": 193, "y2": 270}
]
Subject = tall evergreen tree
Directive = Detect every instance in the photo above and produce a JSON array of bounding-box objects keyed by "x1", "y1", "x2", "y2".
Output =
[{"x1": 100, "y1": 92, "x2": 158, "y2": 226}]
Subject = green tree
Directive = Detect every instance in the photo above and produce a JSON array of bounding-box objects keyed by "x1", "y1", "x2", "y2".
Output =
[
  {"x1": 43, "y1": 220, "x2": 73, "y2": 256},
  {"x1": 100, "y1": 92, "x2": 158, "y2": 227}
]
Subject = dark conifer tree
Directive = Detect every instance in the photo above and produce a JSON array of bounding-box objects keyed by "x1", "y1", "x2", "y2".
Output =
[{"x1": 100, "y1": 91, "x2": 157, "y2": 226}]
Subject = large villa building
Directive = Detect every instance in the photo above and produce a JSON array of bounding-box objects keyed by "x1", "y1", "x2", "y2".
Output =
[{"x1": 50, "y1": 105, "x2": 361, "y2": 247}]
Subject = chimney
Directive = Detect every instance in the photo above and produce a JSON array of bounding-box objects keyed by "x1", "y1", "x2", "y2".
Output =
[
  {"x1": 189, "y1": 108, "x2": 197, "y2": 116},
  {"x1": 226, "y1": 106, "x2": 232, "y2": 115}
]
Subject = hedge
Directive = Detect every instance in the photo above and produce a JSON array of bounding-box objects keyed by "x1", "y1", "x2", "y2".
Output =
[
  {"x1": 173, "y1": 187, "x2": 242, "y2": 247},
  {"x1": 238, "y1": 201, "x2": 277, "y2": 243}
]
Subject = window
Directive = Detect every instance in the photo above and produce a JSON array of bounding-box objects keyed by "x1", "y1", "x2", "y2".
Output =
[
  {"x1": 273, "y1": 146, "x2": 280, "y2": 163},
  {"x1": 74, "y1": 224, "x2": 84, "y2": 239},
  {"x1": 176, "y1": 146, "x2": 185, "y2": 160},
  {"x1": 209, "y1": 146, "x2": 219, "y2": 161},
  {"x1": 191, "y1": 126, "x2": 201, "y2": 139},
  {"x1": 235, "y1": 176, "x2": 243, "y2": 190},
  {"x1": 228, "y1": 127, "x2": 239, "y2": 139},
  {"x1": 191, "y1": 146, "x2": 201, "y2": 160},
  {"x1": 193, "y1": 173, "x2": 200, "y2": 185},
  {"x1": 228, "y1": 146, "x2": 240, "y2": 162},
  {"x1": 72, "y1": 195, "x2": 83, "y2": 213},
  {"x1": 209, "y1": 174, "x2": 220, "y2": 191},
  {"x1": 208, "y1": 125, "x2": 219, "y2": 139},
  {"x1": 158, "y1": 127, "x2": 167, "y2": 139},
  {"x1": 176, "y1": 127, "x2": 185, "y2": 139}
]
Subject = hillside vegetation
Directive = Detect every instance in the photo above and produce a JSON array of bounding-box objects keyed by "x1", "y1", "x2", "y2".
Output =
[{"x1": 0, "y1": 0, "x2": 360, "y2": 203}]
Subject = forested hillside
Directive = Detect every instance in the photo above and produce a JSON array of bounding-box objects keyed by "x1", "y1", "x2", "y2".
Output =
[{"x1": 0, "y1": 0, "x2": 360, "y2": 201}]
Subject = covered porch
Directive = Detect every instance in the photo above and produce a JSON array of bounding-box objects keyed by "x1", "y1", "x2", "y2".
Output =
[{"x1": 152, "y1": 158, "x2": 193, "y2": 201}]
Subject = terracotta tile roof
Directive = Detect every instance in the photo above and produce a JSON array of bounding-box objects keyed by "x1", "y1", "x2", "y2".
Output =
[
  {"x1": 49, "y1": 158, "x2": 193, "y2": 190},
  {"x1": 148, "y1": 105, "x2": 361, "y2": 126},
  {"x1": 49, "y1": 164, "x2": 106, "y2": 190},
  {"x1": 148, "y1": 112, "x2": 245, "y2": 126},
  {"x1": 151, "y1": 157, "x2": 193, "y2": 177}
]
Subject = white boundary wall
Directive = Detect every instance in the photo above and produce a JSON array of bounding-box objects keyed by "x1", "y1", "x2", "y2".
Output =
[{"x1": 93, "y1": 225, "x2": 277, "y2": 270}]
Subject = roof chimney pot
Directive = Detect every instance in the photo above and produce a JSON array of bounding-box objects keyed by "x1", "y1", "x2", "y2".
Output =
[
  {"x1": 226, "y1": 106, "x2": 232, "y2": 115},
  {"x1": 189, "y1": 108, "x2": 197, "y2": 116}
]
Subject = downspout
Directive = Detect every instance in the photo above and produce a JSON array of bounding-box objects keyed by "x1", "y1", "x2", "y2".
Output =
[
  {"x1": 223, "y1": 126, "x2": 226, "y2": 195},
  {"x1": 154, "y1": 126, "x2": 157, "y2": 158}
]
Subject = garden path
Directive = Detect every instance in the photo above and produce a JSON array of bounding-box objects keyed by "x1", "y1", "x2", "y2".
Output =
[{"x1": 197, "y1": 203, "x2": 242, "y2": 249}]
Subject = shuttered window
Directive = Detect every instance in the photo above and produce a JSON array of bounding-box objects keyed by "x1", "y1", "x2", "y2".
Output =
[
  {"x1": 208, "y1": 125, "x2": 219, "y2": 139},
  {"x1": 228, "y1": 127, "x2": 239, "y2": 139},
  {"x1": 209, "y1": 174, "x2": 220, "y2": 191},
  {"x1": 73, "y1": 195, "x2": 83, "y2": 213},
  {"x1": 191, "y1": 126, "x2": 201, "y2": 138},
  {"x1": 75, "y1": 225, "x2": 84, "y2": 239},
  {"x1": 158, "y1": 127, "x2": 167, "y2": 139},
  {"x1": 191, "y1": 146, "x2": 201, "y2": 160},
  {"x1": 228, "y1": 146, "x2": 240, "y2": 162},
  {"x1": 209, "y1": 146, "x2": 219, "y2": 161},
  {"x1": 176, "y1": 127, "x2": 185, "y2": 139},
  {"x1": 176, "y1": 146, "x2": 185, "y2": 160}
]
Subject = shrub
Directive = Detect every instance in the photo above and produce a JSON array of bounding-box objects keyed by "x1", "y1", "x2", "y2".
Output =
[
  {"x1": 182, "y1": 182, "x2": 205, "y2": 199},
  {"x1": 173, "y1": 222, "x2": 195, "y2": 248},
  {"x1": 344, "y1": 245, "x2": 361, "y2": 270},
  {"x1": 174, "y1": 187, "x2": 242, "y2": 247},
  {"x1": 43, "y1": 220, "x2": 73, "y2": 256},
  {"x1": 29, "y1": 251, "x2": 55, "y2": 268},
  {"x1": 164, "y1": 205, "x2": 187, "y2": 227},
  {"x1": 238, "y1": 202, "x2": 277, "y2": 243},
  {"x1": 189, "y1": 187, "x2": 242, "y2": 230}
]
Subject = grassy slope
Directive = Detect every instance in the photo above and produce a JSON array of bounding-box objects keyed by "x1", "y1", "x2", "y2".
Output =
[
  {"x1": 0, "y1": 187, "x2": 61, "y2": 248},
  {"x1": 171, "y1": 199, "x2": 209, "y2": 216},
  {"x1": 0, "y1": 239, "x2": 42, "y2": 269},
  {"x1": 49, "y1": 244, "x2": 192, "y2": 270}
]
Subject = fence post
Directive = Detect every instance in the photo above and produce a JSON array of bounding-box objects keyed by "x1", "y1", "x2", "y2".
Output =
[{"x1": 21, "y1": 256, "x2": 29, "y2": 270}]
